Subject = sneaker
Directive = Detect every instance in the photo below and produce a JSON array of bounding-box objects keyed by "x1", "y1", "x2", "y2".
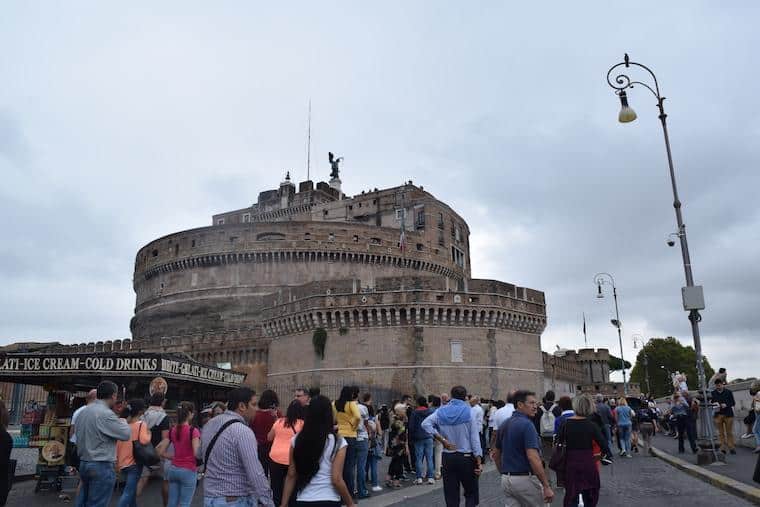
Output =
[
  {"x1": 414, "y1": 478, "x2": 423, "y2": 485},
  {"x1": 427, "y1": 478, "x2": 435, "y2": 485},
  {"x1": 619, "y1": 450, "x2": 625, "y2": 457},
  {"x1": 741, "y1": 433, "x2": 753, "y2": 439},
  {"x1": 625, "y1": 453, "x2": 633, "y2": 458},
  {"x1": 372, "y1": 486, "x2": 383, "y2": 492},
  {"x1": 434, "y1": 474, "x2": 441, "y2": 480},
  {"x1": 601, "y1": 456, "x2": 614, "y2": 465}
]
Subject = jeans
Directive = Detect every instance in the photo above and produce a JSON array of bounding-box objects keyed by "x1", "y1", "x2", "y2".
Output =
[
  {"x1": 204, "y1": 495, "x2": 256, "y2": 506},
  {"x1": 618, "y1": 424, "x2": 632, "y2": 454},
  {"x1": 368, "y1": 452, "x2": 380, "y2": 487},
  {"x1": 414, "y1": 439, "x2": 434, "y2": 480},
  {"x1": 676, "y1": 415, "x2": 697, "y2": 453},
  {"x1": 601, "y1": 424, "x2": 612, "y2": 451},
  {"x1": 167, "y1": 464, "x2": 197, "y2": 507},
  {"x1": 117, "y1": 464, "x2": 143, "y2": 507},
  {"x1": 76, "y1": 461, "x2": 116, "y2": 507},
  {"x1": 342, "y1": 437, "x2": 358, "y2": 494},
  {"x1": 355, "y1": 439, "x2": 369, "y2": 496},
  {"x1": 754, "y1": 413, "x2": 760, "y2": 447}
]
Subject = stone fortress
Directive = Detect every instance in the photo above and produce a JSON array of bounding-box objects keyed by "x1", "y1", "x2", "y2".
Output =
[{"x1": 127, "y1": 161, "x2": 549, "y2": 401}]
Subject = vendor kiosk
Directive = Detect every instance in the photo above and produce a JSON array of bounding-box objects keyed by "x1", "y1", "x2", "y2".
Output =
[{"x1": 0, "y1": 351, "x2": 246, "y2": 492}]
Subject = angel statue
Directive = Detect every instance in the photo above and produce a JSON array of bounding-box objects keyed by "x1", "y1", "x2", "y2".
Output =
[{"x1": 328, "y1": 152, "x2": 343, "y2": 179}]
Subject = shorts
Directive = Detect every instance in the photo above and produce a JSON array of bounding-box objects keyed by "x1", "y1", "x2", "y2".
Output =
[{"x1": 140, "y1": 460, "x2": 167, "y2": 480}]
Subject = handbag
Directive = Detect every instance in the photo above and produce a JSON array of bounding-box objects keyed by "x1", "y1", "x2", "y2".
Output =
[
  {"x1": 133, "y1": 422, "x2": 161, "y2": 467},
  {"x1": 548, "y1": 421, "x2": 568, "y2": 480}
]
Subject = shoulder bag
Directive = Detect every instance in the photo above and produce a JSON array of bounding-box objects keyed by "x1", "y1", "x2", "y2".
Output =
[
  {"x1": 548, "y1": 420, "x2": 568, "y2": 482},
  {"x1": 199, "y1": 419, "x2": 242, "y2": 475},
  {"x1": 133, "y1": 422, "x2": 161, "y2": 467}
]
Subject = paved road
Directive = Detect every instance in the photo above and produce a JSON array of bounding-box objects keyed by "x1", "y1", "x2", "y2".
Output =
[
  {"x1": 652, "y1": 432, "x2": 759, "y2": 487},
  {"x1": 8, "y1": 449, "x2": 757, "y2": 506}
]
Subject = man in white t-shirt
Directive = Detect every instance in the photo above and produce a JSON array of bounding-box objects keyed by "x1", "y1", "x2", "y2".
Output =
[
  {"x1": 489, "y1": 391, "x2": 516, "y2": 451},
  {"x1": 70, "y1": 389, "x2": 97, "y2": 446}
]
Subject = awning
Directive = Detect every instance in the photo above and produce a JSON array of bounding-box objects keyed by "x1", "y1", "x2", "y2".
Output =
[{"x1": 0, "y1": 351, "x2": 246, "y2": 390}]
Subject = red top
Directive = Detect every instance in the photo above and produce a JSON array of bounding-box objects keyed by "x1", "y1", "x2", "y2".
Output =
[
  {"x1": 250, "y1": 409, "x2": 281, "y2": 446},
  {"x1": 170, "y1": 424, "x2": 200, "y2": 471}
]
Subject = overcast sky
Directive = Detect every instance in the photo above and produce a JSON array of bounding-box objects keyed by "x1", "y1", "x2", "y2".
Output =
[{"x1": 2, "y1": 2, "x2": 758, "y2": 381}]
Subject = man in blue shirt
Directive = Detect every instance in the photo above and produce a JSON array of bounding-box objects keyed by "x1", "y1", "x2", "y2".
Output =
[
  {"x1": 421, "y1": 385, "x2": 482, "y2": 507},
  {"x1": 492, "y1": 389, "x2": 554, "y2": 506}
]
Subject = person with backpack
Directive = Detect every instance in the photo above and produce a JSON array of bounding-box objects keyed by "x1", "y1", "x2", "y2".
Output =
[
  {"x1": 280, "y1": 395, "x2": 356, "y2": 507},
  {"x1": 160, "y1": 402, "x2": 200, "y2": 507},
  {"x1": 115, "y1": 399, "x2": 151, "y2": 507},
  {"x1": 536, "y1": 393, "x2": 559, "y2": 455},
  {"x1": 332, "y1": 386, "x2": 361, "y2": 497},
  {"x1": 366, "y1": 403, "x2": 384, "y2": 492},
  {"x1": 201, "y1": 387, "x2": 274, "y2": 506},
  {"x1": 635, "y1": 401, "x2": 657, "y2": 456},
  {"x1": 268, "y1": 400, "x2": 305, "y2": 506},
  {"x1": 409, "y1": 397, "x2": 435, "y2": 485},
  {"x1": 137, "y1": 392, "x2": 171, "y2": 505}
]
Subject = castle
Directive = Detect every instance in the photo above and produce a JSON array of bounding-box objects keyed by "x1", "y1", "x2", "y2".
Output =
[{"x1": 128, "y1": 166, "x2": 548, "y2": 400}]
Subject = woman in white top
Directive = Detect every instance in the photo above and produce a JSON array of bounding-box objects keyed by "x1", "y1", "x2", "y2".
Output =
[{"x1": 280, "y1": 395, "x2": 356, "y2": 507}]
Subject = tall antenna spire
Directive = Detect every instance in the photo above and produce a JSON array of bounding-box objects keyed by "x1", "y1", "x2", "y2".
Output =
[{"x1": 306, "y1": 99, "x2": 312, "y2": 181}]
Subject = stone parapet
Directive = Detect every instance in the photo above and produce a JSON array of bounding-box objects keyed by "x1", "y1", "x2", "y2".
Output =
[{"x1": 261, "y1": 289, "x2": 546, "y2": 337}]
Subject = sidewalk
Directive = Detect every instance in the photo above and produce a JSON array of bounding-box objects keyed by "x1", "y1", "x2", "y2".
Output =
[{"x1": 652, "y1": 433, "x2": 759, "y2": 488}]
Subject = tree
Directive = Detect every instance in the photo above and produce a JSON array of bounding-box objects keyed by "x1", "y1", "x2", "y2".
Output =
[
  {"x1": 629, "y1": 336, "x2": 715, "y2": 398},
  {"x1": 608, "y1": 355, "x2": 632, "y2": 372}
]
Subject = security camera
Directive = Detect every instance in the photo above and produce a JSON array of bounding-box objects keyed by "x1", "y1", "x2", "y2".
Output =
[{"x1": 666, "y1": 239, "x2": 675, "y2": 247}]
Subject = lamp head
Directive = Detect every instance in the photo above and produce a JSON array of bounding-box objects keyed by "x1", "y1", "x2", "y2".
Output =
[
  {"x1": 617, "y1": 90, "x2": 637, "y2": 123},
  {"x1": 596, "y1": 282, "x2": 604, "y2": 299}
]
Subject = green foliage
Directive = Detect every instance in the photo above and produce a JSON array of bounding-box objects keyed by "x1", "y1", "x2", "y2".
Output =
[
  {"x1": 608, "y1": 355, "x2": 632, "y2": 371},
  {"x1": 312, "y1": 327, "x2": 327, "y2": 359},
  {"x1": 629, "y1": 336, "x2": 715, "y2": 398}
]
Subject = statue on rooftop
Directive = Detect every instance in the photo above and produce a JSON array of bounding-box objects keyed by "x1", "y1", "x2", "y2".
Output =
[{"x1": 328, "y1": 152, "x2": 343, "y2": 179}]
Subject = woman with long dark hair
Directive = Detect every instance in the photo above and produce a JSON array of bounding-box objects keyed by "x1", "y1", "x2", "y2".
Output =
[
  {"x1": 269, "y1": 400, "x2": 305, "y2": 506},
  {"x1": 332, "y1": 386, "x2": 361, "y2": 496},
  {"x1": 251, "y1": 389, "x2": 281, "y2": 477},
  {"x1": 116, "y1": 399, "x2": 151, "y2": 507},
  {"x1": 162, "y1": 402, "x2": 199, "y2": 507},
  {"x1": 280, "y1": 395, "x2": 356, "y2": 507}
]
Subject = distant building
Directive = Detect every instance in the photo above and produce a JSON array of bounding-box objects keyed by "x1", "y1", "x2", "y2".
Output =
[{"x1": 543, "y1": 348, "x2": 640, "y2": 398}]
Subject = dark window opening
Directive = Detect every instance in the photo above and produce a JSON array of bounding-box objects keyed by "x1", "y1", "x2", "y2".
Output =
[
  {"x1": 353, "y1": 235, "x2": 359, "y2": 242},
  {"x1": 416, "y1": 243, "x2": 424, "y2": 251},
  {"x1": 152, "y1": 249, "x2": 158, "y2": 257},
  {"x1": 437, "y1": 213, "x2": 444, "y2": 229},
  {"x1": 174, "y1": 244, "x2": 179, "y2": 255},
  {"x1": 370, "y1": 237, "x2": 381, "y2": 245},
  {"x1": 191, "y1": 240, "x2": 196, "y2": 248}
]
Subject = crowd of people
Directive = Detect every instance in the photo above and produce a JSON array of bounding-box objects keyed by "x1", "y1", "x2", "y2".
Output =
[{"x1": 58, "y1": 372, "x2": 760, "y2": 507}]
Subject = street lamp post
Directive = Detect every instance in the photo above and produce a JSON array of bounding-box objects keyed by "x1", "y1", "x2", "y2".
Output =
[
  {"x1": 632, "y1": 334, "x2": 651, "y2": 396},
  {"x1": 593, "y1": 272, "x2": 627, "y2": 395},
  {"x1": 605, "y1": 54, "x2": 719, "y2": 464}
]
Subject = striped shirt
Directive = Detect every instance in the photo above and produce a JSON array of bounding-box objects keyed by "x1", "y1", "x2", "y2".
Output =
[{"x1": 201, "y1": 411, "x2": 274, "y2": 505}]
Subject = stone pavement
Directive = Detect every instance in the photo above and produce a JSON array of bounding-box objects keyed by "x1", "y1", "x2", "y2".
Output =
[
  {"x1": 652, "y1": 432, "x2": 760, "y2": 488},
  {"x1": 8, "y1": 449, "x2": 757, "y2": 507}
]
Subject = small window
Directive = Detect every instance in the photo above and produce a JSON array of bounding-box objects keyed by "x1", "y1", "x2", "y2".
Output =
[
  {"x1": 328, "y1": 233, "x2": 335, "y2": 241},
  {"x1": 323, "y1": 209, "x2": 328, "y2": 216},
  {"x1": 353, "y1": 235, "x2": 359, "y2": 242},
  {"x1": 370, "y1": 237, "x2": 381, "y2": 245},
  {"x1": 437, "y1": 213, "x2": 444, "y2": 229},
  {"x1": 450, "y1": 341, "x2": 463, "y2": 363},
  {"x1": 242, "y1": 213, "x2": 251, "y2": 223},
  {"x1": 468, "y1": 296, "x2": 479, "y2": 303},
  {"x1": 437, "y1": 230, "x2": 445, "y2": 246},
  {"x1": 372, "y1": 199, "x2": 377, "y2": 205},
  {"x1": 396, "y1": 209, "x2": 404, "y2": 220},
  {"x1": 217, "y1": 218, "x2": 225, "y2": 225},
  {"x1": 416, "y1": 243, "x2": 423, "y2": 251},
  {"x1": 436, "y1": 294, "x2": 444, "y2": 301},
  {"x1": 152, "y1": 249, "x2": 158, "y2": 257},
  {"x1": 304, "y1": 232, "x2": 311, "y2": 240},
  {"x1": 358, "y1": 202, "x2": 362, "y2": 208},
  {"x1": 191, "y1": 239, "x2": 196, "y2": 248},
  {"x1": 349, "y1": 205, "x2": 353, "y2": 210},
  {"x1": 174, "y1": 244, "x2": 179, "y2": 255}
]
